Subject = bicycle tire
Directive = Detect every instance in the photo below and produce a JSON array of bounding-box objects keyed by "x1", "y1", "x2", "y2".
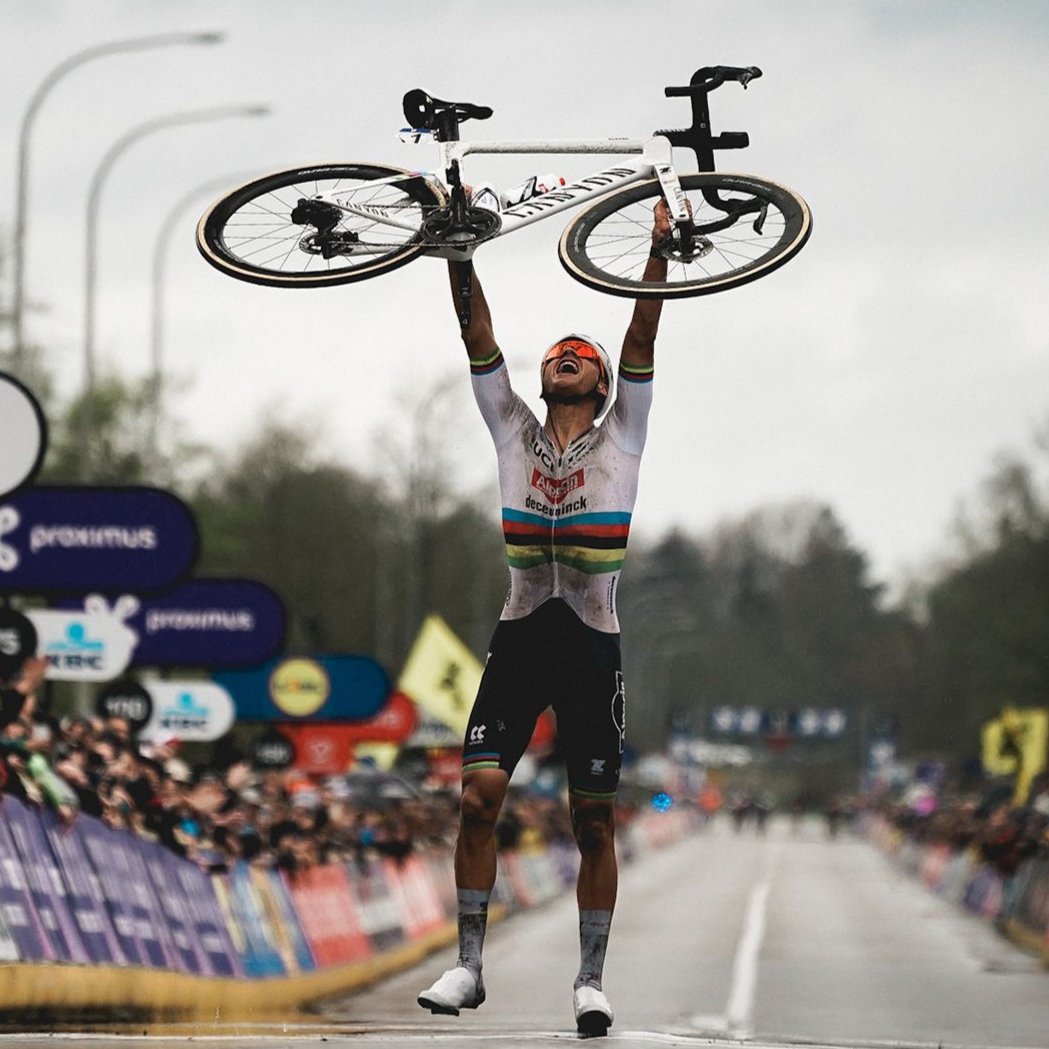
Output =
[
  {"x1": 197, "y1": 163, "x2": 446, "y2": 288},
  {"x1": 559, "y1": 173, "x2": 811, "y2": 299}
]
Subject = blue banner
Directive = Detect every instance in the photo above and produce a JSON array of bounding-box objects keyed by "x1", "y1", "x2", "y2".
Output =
[
  {"x1": 223, "y1": 863, "x2": 287, "y2": 977},
  {"x1": 2, "y1": 797, "x2": 86, "y2": 962},
  {"x1": 0, "y1": 807, "x2": 52, "y2": 961},
  {"x1": 127, "y1": 578, "x2": 286, "y2": 668},
  {"x1": 78, "y1": 815, "x2": 151, "y2": 965},
  {"x1": 169, "y1": 858, "x2": 242, "y2": 977},
  {"x1": 0, "y1": 486, "x2": 198, "y2": 595},
  {"x1": 215, "y1": 654, "x2": 390, "y2": 722},
  {"x1": 40, "y1": 807, "x2": 125, "y2": 965}
]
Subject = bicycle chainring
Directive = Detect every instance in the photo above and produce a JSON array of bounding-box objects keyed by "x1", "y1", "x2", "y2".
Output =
[{"x1": 421, "y1": 205, "x2": 501, "y2": 247}]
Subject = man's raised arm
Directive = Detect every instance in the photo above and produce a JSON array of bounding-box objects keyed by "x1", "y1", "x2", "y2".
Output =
[
  {"x1": 620, "y1": 200, "x2": 671, "y2": 371},
  {"x1": 448, "y1": 261, "x2": 498, "y2": 363}
]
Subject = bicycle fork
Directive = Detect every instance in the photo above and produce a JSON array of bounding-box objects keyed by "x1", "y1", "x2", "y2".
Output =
[{"x1": 653, "y1": 162, "x2": 709, "y2": 262}]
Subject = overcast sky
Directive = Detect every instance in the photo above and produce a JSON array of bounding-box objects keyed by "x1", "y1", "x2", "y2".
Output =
[{"x1": 2, "y1": 0, "x2": 1047, "y2": 593}]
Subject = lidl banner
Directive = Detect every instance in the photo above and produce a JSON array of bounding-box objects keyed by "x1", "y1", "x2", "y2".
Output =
[
  {"x1": 0, "y1": 486, "x2": 198, "y2": 594},
  {"x1": 0, "y1": 372, "x2": 47, "y2": 500},
  {"x1": 397, "y1": 615, "x2": 483, "y2": 736},
  {"x1": 214, "y1": 654, "x2": 390, "y2": 722}
]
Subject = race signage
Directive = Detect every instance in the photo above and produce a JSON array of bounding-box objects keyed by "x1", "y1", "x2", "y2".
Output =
[
  {"x1": 137, "y1": 680, "x2": 235, "y2": 742},
  {"x1": 252, "y1": 728, "x2": 295, "y2": 769},
  {"x1": 28, "y1": 595, "x2": 139, "y2": 682},
  {"x1": 214, "y1": 654, "x2": 390, "y2": 722},
  {"x1": 280, "y1": 724, "x2": 353, "y2": 776},
  {"x1": 709, "y1": 705, "x2": 848, "y2": 740},
  {"x1": 278, "y1": 692, "x2": 419, "y2": 776},
  {"x1": 398, "y1": 615, "x2": 483, "y2": 736},
  {"x1": 0, "y1": 486, "x2": 198, "y2": 594},
  {"x1": 0, "y1": 372, "x2": 47, "y2": 500},
  {"x1": 0, "y1": 604, "x2": 37, "y2": 681},
  {"x1": 124, "y1": 579, "x2": 286, "y2": 668},
  {"x1": 344, "y1": 690, "x2": 417, "y2": 744},
  {"x1": 94, "y1": 678, "x2": 153, "y2": 732}
]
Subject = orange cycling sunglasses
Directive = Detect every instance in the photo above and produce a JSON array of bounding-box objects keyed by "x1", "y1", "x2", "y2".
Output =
[{"x1": 542, "y1": 341, "x2": 606, "y2": 380}]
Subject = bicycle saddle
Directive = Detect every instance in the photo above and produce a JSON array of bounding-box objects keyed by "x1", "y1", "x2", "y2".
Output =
[{"x1": 403, "y1": 89, "x2": 493, "y2": 139}]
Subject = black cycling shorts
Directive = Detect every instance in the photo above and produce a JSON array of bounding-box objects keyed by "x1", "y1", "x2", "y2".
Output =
[{"x1": 462, "y1": 598, "x2": 626, "y2": 800}]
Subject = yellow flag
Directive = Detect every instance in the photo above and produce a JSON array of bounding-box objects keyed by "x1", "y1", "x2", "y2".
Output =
[
  {"x1": 982, "y1": 707, "x2": 1049, "y2": 804},
  {"x1": 353, "y1": 742, "x2": 400, "y2": 771},
  {"x1": 397, "y1": 615, "x2": 483, "y2": 736}
]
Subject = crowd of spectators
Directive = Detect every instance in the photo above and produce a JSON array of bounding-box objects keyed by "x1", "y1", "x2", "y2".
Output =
[
  {"x1": 0, "y1": 656, "x2": 594, "y2": 878},
  {"x1": 874, "y1": 776, "x2": 1049, "y2": 879},
  {"x1": 0, "y1": 655, "x2": 472, "y2": 875},
  {"x1": 9, "y1": 655, "x2": 1049, "y2": 892}
]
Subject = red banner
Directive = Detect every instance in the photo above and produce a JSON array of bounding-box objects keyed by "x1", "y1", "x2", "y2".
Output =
[
  {"x1": 282, "y1": 693, "x2": 419, "y2": 775},
  {"x1": 382, "y1": 856, "x2": 446, "y2": 939},
  {"x1": 283, "y1": 865, "x2": 372, "y2": 966}
]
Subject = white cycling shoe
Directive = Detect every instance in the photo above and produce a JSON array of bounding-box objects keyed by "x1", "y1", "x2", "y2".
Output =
[
  {"x1": 574, "y1": 984, "x2": 614, "y2": 1037},
  {"x1": 418, "y1": 966, "x2": 486, "y2": 1015}
]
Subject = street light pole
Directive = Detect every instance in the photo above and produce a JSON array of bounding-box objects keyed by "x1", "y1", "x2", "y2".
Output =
[
  {"x1": 83, "y1": 105, "x2": 269, "y2": 394},
  {"x1": 147, "y1": 172, "x2": 257, "y2": 457},
  {"x1": 8, "y1": 31, "x2": 224, "y2": 374}
]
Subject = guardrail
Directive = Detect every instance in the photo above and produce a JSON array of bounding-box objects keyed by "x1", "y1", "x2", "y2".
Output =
[
  {"x1": 0, "y1": 795, "x2": 698, "y2": 1020},
  {"x1": 867, "y1": 815, "x2": 1049, "y2": 962}
]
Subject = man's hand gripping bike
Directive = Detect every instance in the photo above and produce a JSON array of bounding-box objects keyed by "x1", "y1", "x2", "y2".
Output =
[{"x1": 197, "y1": 66, "x2": 812, "y2": 319}]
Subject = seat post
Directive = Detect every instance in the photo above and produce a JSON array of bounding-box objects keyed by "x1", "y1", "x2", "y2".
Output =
[{"x1": 435, "y1": 110, "x2": 461, "y2": 143}]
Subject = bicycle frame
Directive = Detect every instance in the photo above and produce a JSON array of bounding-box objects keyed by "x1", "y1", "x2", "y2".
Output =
[
  {"x1": 436, "y1": 134, "x2": 685, "y2": 257},
  {"x1": 324, "y1": 134, "x2": 686, "y2": 260}
]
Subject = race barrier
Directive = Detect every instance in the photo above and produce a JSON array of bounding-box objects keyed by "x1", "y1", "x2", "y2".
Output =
[
  {"x1": 868, "y1": 815, "x2": 1049, "y2": 962},
  {"x1": 0, "y1": 795, "x2": 696, "y2": 1020}
]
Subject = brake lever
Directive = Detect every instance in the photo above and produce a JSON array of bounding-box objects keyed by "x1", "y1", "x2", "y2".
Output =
[{"x1": 738, "y1": 67, "x2": 763, "y2": 89}]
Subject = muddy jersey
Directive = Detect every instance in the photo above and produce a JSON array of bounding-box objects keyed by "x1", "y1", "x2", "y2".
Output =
[{"x1": 470, "y1": 348, "x2": 653, "y2": 633}]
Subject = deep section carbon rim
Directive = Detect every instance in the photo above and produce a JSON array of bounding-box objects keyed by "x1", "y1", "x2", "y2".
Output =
[
  {"x1": 559, "y1": 173, "x2": 811, "y2": 298},
  {"x1": 197, "y1": 163, "x2": 445, "y2": 287}
]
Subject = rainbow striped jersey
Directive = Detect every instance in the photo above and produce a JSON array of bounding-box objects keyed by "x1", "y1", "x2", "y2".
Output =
[{"x1": 470, "y1": 348, "x2": 653, "y2": 633}]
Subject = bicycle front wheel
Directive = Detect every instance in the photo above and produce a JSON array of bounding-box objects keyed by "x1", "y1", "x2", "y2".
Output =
[
  {"x1": 197, "y1": 163, "x2": 446, "y2": 288},
  {"x1": 559, "y1": 173, "x2": 811, "y2": 298}
]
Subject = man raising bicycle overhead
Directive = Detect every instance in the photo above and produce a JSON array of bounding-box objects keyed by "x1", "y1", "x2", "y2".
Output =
[{"x1": 418, "y1": 201, "x2": 669, "y2": 1037}]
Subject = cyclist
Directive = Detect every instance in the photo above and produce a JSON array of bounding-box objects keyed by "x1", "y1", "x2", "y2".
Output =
[{"x1": 418, "y1": 202, "x2": 669, "y2": 1036}]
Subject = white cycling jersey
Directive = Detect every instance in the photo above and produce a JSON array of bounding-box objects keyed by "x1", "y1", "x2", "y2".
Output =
[{"x1": 470, "y1": 347, "x2": 653, "y2": 633}]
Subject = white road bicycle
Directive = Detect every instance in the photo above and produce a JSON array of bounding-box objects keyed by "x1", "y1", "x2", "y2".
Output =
[{"x1": 197, "y1": 65, "x2": 812, "y2": 318}]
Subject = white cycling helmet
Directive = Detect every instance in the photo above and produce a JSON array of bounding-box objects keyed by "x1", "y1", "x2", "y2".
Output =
[{"x1": 540, "y1": 333, "x2": 614, "y2": 416}]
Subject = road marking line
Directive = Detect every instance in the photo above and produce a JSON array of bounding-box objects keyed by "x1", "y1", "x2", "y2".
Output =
[
  {"x1": 724, "y1": 845, "x2": 780, "y2": 1039},
  {"x1": 725, "y1": 877, "x2": 770, "y2": 1037}
]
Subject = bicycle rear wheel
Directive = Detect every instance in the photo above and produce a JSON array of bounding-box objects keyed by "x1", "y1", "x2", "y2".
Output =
[
  {"x1": 559, "y1": 173, "x2": 811, "y2": 298},
  {"x1": 197, "y1": 163, "x2": 446, "y2": 288}
]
